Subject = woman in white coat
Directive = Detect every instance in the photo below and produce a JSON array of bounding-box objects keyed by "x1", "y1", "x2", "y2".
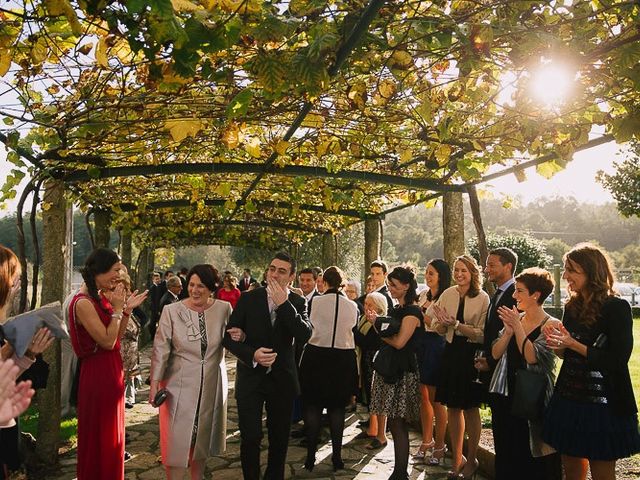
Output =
[{"x1": 150, "y1": 264, "x2": 231, "y2": 480}]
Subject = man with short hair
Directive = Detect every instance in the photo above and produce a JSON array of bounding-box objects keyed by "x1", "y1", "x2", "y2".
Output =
[
  {"x1": 177, "y1": 267, "x2": 189, "y2": 299},
  {"x1": 239, "y1": 268, "x2": 257, "y2": 292},
  {"x1": 298, "y1": 268, "x2": 321, "y2": 313},
  {"x1": 476, "y1": 247, "x2": 519, "y2": 480},
  {"x1": 158, "y1": 276, "x2": 182, "y2": 315},
  {"x1": 223, "y1": 252, "x2": 311, "y2": 480},
  {"x1": 361, "y1": 260, "x2": 394, "y2": 312}
]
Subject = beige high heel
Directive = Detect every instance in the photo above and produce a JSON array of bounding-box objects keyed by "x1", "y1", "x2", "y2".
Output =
[
  {"x1": 411, "y1": 440, "x2": 435, "y2": 459},
  {"x1": 446, "y1": 455, "x2": 466, "y2": 479}
]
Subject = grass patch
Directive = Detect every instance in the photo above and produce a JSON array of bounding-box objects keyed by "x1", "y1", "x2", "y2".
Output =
[{"x1": 20, "y1": 406, "x2": 77, "y2": 444}]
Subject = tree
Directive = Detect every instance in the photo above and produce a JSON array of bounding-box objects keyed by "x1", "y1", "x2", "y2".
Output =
[
  {"x1": 598, "y1": 141, "x2": 640, "y2": 218},
  {"x1": 468, "y1": 234, "x2": 552, "y2": 274}
]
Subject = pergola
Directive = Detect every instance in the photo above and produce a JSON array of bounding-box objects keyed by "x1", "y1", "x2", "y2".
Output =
[{"x1": 1, "y1": 0, "x2": 637, "y2": 465}]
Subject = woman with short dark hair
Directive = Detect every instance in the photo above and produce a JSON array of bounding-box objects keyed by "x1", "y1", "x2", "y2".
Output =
[
  {"x1": 150, "y1": 264, "x2": 231, "y2": 479},
  {"x1": 68, "y1": 248, "x2": 148, "y2": 480},
  {"x1": 490, "y1": 267, "x2": 561, "y2": 480},
  {"x1": 299, "y1": 266, "x2": 358, "y2": 472}
]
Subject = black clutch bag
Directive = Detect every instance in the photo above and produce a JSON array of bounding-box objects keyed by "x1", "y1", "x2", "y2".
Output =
[
  {"x1": 154, "y1": 388, "x2": 168, "y2": 407},
  {"x1": 375, "y1": 315, "x2": 401, "y2": 338}
]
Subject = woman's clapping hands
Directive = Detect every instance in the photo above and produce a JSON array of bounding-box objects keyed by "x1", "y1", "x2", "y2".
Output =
[{"x1": 0, "y1": 358, "x2": 35, "y2": 424}]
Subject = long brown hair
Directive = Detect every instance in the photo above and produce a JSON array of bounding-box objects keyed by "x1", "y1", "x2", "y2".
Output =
[
  {"x1": 0, "y1": 245, "x2": 21, "y2": 309},
  {"x1": 564, "y1": 243, "x2": 616, "y2": 326},
  {"x1": 454, "y1": 255, "x2": 482, "y2": 298}
]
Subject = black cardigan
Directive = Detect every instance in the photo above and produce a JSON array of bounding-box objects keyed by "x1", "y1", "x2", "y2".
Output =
[{"x1": 561, "y1": 296, "x2": 637, "y2": 416}]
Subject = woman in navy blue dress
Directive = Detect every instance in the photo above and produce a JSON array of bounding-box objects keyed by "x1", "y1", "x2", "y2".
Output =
[{"x1": 543, "y1": 243, "x2": 640, "y2": 480}]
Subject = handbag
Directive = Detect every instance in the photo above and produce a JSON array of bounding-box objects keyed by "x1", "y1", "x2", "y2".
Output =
[{"x1": 511, "y1": 367, "x2": 547, "y2": 420}]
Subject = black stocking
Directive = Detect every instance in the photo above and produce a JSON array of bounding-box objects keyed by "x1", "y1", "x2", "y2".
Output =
[
  {"x1": 388, "y1": 417, "x2": 409, "y2": 479},
  {"x1": 327, "y1": 406, "x2": 345, "y2": 468},
  {"x1": 302, "y1": 404, "x2": 321, "y2": 470}
]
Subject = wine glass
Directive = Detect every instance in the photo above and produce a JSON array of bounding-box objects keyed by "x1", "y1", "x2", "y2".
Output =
[{"x1": 473, "y1": 349, "x2": 485, "y2": 384}]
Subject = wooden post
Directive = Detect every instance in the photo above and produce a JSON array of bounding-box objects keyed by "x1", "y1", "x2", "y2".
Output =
[
  {"x1": 467, "y1": 185, "x2": 493, "y2": 294},
  {"x1": 322, "y1": 233, "x2": 337, "y2": 268},
  {"x1": 35, "y1": 179, "x2": 71, "y2": 466},
  {"x1": 443, "y1": 192, "x2": 465, "y2": 267},
  {"x1": 120, "y1": 230, "x2": 132, "y2": 271},
  {"x1": 364, "y1": 219, "x2": 381, "y2": 279},
  {"x1": 93, "y1": 209, "x2": 111, "y2": 249}
]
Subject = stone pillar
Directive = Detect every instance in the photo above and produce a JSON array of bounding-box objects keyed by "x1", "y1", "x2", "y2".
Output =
[
  {"x1": 443, "y1": 191, "x2": 465, "y2": 267},
  {"x1": 35, "y1": 179, "x2": 71, "y2": 466},
  {"x1": 322, "y1": 233, "x2": 337, "y2": 268},
  {"x1": 364, "y1": 219, "x2": 381, "y2": 278},
  {"x1": 93, "y1": 208, "x2": 111, "y2": 249},
  {"x1": 120, "y1": 230, "x2": 132, "y2": 271}
]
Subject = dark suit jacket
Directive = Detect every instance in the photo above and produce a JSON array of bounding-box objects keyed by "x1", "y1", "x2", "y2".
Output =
[
  {"x1": 178, "y1": 275, "x2": 188, "y2": 299},
  {"x1": 222, "y1": 287, "x2": 311, "y2": 399},
  {"x1": 238, "y1": 276, "x2": 257, "y2": 292},
  {"x1": 483, "y1": 282, "x2": 517, "y2": 371},
  {"x1": 158, "y1": 291, "x2": 179, "y2": 316}
]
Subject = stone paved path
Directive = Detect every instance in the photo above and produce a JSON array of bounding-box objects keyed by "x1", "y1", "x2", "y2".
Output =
[{"x1": 50, "y1": 347, "x2": 487, "y2": 480}]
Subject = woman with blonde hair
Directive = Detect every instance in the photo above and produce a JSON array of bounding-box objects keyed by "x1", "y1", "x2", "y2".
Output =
[
  {"x1": 431, "y1": 255, "x2": 489, "y2": 479},
  {"x1": 542, "y1": 244, "x2": 640, "y2": 480}
]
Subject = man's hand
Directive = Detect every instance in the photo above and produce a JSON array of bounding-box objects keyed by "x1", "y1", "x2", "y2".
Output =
[
  {"x1": 266, "y1": 278, "x2": 288, "y2": 307},
  {"x1": 227, "y1": 327, "x2": 246, "y2": 342},
  {"x1": 253, "y1": 347, "x2": 277, "y2": 368}
]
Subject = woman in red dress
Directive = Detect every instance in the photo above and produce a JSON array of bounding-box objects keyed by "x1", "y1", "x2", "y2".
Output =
[
  {"x1": 68, "y1": 249, "x2": 147, "y2": 480},
  {"x1": 216, "y1": 274, "x2": 241, "y2": 309}
]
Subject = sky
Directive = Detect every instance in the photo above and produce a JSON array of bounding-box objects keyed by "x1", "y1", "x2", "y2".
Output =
[{"x1": 0, "y1": 137, "x2": 621, "y2": 217}]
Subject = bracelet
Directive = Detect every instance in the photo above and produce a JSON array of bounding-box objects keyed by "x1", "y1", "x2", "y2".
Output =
[
  {"x1": 111, "y1": 312, "x2": 123, "y2": 320},
  {"x1": 453, "y1": 320, "x2": 460, "y2": 330}
]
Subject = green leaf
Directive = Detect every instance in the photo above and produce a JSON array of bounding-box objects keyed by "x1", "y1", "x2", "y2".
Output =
[
  {"x1": 87, "y1": 166, "x2": 102, "y2": 179},
  {"x1": 7, "y1": 151, "x2": 25, "y2": 167},
  {"x1": 226, "y1": 89, "x2": 254, "y2": 119}
]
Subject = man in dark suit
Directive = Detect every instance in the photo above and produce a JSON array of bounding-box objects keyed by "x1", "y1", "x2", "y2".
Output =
[
  {"x1": 238, "y1": 268, "x2": 257, "y2": 292},
  {"x1": 358, "y1": 259, "x2": 394, "y2": 313},
  {"x1": 177, "y1": 267, "x2": 189, "y2": 299},
  {"x1": 476, "y1": 247, "x2": 518, "y2": 480},
  {"x1": 223, "y1": 252, "x2": 311, "y2": 480},
  {"x1": 158, "y1": 276, "x2": 182, "y2": 315}
]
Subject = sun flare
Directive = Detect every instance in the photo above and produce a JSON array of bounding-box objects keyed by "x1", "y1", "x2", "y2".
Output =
[{"x1": 530, "y1": 61, "x2": 575, "y2": 108}]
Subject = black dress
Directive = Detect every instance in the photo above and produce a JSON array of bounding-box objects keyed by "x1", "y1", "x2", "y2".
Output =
[
  {"x1": 543, "y1": 297, "x2": 640, "y2": 460},
  {"x1": 490, "y1": 325, "x2": 561, "y2": 480},
  {"x1": 435, "y1": 297, "x2": 483, "y2": 409},
  {"x1": 370, "y1": 304, "x2": 423, "y2": 421}
]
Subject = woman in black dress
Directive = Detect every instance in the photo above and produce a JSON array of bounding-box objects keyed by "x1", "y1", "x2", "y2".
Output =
[
  {"x1": 299, "y1": 266, "x2": 359, "y2": 472},
  {"x1": 368, "y1": 266, "x2": 423, "y2": 480},
  {"x1": 542, "y1": 244, "x2": 640, "y2": 480},
  {"x1": 430, "y1": 256, "x2": 489, "y2": 479},
  {"x1": 490, "y1": 268, "x2": 561, "y2": 480}
]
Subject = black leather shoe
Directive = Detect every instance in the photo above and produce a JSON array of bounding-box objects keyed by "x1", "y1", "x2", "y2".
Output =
[{"x1": 124, "y1": 451, "x2": 132, "y2": 462}]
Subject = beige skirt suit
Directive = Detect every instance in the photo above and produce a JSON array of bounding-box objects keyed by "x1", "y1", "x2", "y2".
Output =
[{"x1": 151, "y1": 300, "x2": 231, "y2": 467}]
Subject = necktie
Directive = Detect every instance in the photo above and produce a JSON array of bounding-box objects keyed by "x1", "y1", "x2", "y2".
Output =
[{"x1": 491, "y1": 289, "x2": 502, "y2": 312}]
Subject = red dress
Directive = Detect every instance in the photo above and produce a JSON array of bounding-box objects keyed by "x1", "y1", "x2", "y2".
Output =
[
  {"x1": 69, "y1": 293, "x2": 125, "y2": 480},
  {"x1": 216, "y1": 287, "x2": 241, "y2": 309}
]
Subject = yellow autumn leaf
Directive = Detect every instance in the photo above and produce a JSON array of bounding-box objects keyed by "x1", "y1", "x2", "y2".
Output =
[
  {"x1": 0, "y1": 49, "x2": 12, "y2": 77},
  {"x1": 378, "y1": 79, "x2": 396, "y2": 99},
  {"x1": 275, "y1": 140, "x2": 289, "y2": 155},
  {"x1": 221, "y1": 122, "x2": 243, "y2": 149},
  {"x1": 30, "y1": 38, "x2": 48, "y2": 64},
  {"x1": 96, "y1": 37, "x2": 109, "y2": 68},
  {"x1": 302, "y1": 112, "x2": 324, "y2": 128},
  {"x1": 164, "y1": 119, "x2": 204, "y2": 142},
  {"x1": 217, "y1": 0, "x2": 261, "y2": 13},
  {"x1": 316, "y1": 140, "x2": 331, "y2": 156},
  {"x1": 434, "y1": 144, "x2": 452, "y2": 164},
  {"x1": 171, "y1": 0, "x2": 201, "y2": 12},
  {"x1": 390, "y1": 50, "x2": 413, "y2": 69},
  {"x1": 245, "y1": 136, "x2": 262, "y2": 158},
  {"x1": 399, "y1": 148, "x2": 413, "y2": 163}
]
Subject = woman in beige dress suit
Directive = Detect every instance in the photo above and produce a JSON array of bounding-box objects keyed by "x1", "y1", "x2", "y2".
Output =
[{"x1": 150, "y1": 264, "x2": 231, "y2": 480}]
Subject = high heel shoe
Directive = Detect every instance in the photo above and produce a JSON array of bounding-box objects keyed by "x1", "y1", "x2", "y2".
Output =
[
  {"x1": 446, "y1": 455, "x2": 466, "y2": 479},
  {"x1": 461, "y1": 458, "x2": 479, "y2": 479},
  {"x1": 425, "y1": 445, "x2": 447, "y2": 466},
  {"x1": 411, "y1": 440, "x2": 435, "y2": 459}
]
